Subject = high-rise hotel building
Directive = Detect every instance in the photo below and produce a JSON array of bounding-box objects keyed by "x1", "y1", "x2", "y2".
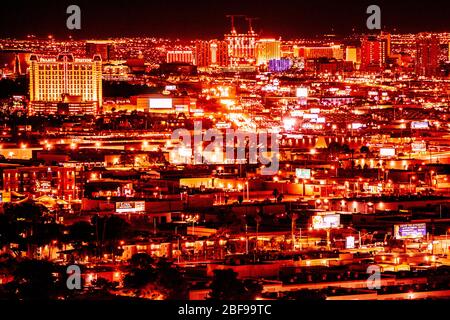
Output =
[
  {"x1": 255, "y1": 39, "x2": 281, "y2": 66},
  {"x1": 415, "y1": 33, "x2": 440, "y2": 77},
  {"x1": 195, "y1": 40, "x2": 229, "y2": 67},
  {"x1": 225, "y1": 29, "x2": 258, "y2": 66},
  {"x1": 86, "y1": 40, "x2": 114, "y2": 61},
  {"x1": 360, "y1": 36, "x2": 387, "y2": 71},
  {"x1": 293, "y1": 45, "x2": 344, "y2": 60},
  {"x1": 29, "y1": 53, "x2": 102, "y2": 115}
]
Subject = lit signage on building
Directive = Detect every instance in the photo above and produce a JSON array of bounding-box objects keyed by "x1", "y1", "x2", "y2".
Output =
[
  {"x1": 165, "y1": 85, "x2": 177, "y2": 91},
  {"x1": 149, "y1": 98, "x2": 172, "y2": 109},
  {"x1": 379, "y1": 148, "x2": 396, "y2": 157},
  {"x1": 115, "y1": 201, "x2": 145, "y2": 213},
  {"x1": 346, "y1": 236, "x2": 355, "y2": 249},
  {"x1": 303, "y1": 113, "x2": 318, "y2": 119},
  {"x1": 411, "y1": 121, "x2": 429, "y2": 129},
  {"x1": 312, "y1": 214, "x2": 340, "y2": 229},
  {"x1": 296, "y1": 87, "x2": 308, "y2": 98},
  {"x1": 295, "y1": 168, "x2": 311, "y2": 179},
  {"x1": 315, "y1": 117, "x2": 326, "y2": 123},
  {"x1": 411, "y1": 142, "x2": 427, "y2": 152},
  {"x1": 36, "y1": 180, "x2": 52, "y2": 192},
  {"x1": 394, "y1": 223, "x2": 427, "y2": 239}
]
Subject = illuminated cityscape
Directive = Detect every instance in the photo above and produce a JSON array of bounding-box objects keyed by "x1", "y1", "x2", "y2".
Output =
[{"x1": 0, "y1": 0, "x2": 450, "y2": 305}]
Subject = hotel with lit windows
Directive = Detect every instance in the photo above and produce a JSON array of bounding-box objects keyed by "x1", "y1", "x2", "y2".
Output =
[{"x1": 29, "y1": 53, "x2": 102, "y2": 115}]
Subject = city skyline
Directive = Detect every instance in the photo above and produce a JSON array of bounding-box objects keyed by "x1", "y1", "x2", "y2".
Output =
[{"x1": 1, "y1": 0, "x2": 450, "y2": 306}]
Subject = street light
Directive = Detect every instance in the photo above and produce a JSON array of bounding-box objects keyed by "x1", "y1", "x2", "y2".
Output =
[
  {"x1": 315, "y1": 199, "x2": 321, "y2": 209},
  {"x1": 409, "y1": 175, "x2": 416, "y2": 193},
  {"x1": 185, "y1": 214, "x2": 200, "y2": 236},
  {"x1": 245, "y1": 181, "x2": 249, "y2": 201},
  {"x1": 340, "y1": 200, "x2": 346, "y2": 211},
  {"x1": 430, "y1": 170, "x2": 435, "y2": 188},
  {"x1": 331, "y1": 164, "x2": 338, "y2": 177}
]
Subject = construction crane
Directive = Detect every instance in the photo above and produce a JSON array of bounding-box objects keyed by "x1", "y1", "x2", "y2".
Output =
[
  {"x1": 245, "y1": 17, "x2": 259, "y2": 33},
  {"x1": 226, "y1": 14, "x2": 245, "y2": 33}
]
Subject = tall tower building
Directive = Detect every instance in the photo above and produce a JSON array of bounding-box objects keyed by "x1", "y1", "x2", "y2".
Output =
[
  {"x1": 255, "y1": 39, "x2": 281, "y2": 65},
  {"x1": 195, "y1": 41, "x2": 209, "y2": 67},
  {"x1": 86, "y1": 40, "x2": 113, "y2": 61},
  {"x1": 29, "y1": 53, "x2": 102, "y2": 115},
  {"x1": 210, "y1": 40, "x2": 229, "y2": 67},
  {"x1": 379, "y1": 31, "x2": 391, "y2": 57},
  {"x1": 224, "y1": 16, "x2": 258, "y2": 66},
  {"x1": 360, "y1": 36, "x2": 387, "y2": 71},
  {"x1": 225, "y1": 32, "x2": 258, "y2": 66},
  {"x1": 195, "y1": 40, "x2": 229, "y2": 67},
  {"x1": 345, "y1": 46, "x2": 361, "y2": 64},
  {"x1": 331, "y1": 45, "x2": 344, "y2": 60},
  {"x1": 415, "y1": 33, "x2": 440, "y2": 77}
]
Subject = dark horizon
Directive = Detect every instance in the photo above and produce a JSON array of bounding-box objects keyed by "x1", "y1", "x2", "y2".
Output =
[{"x1": 1, "y1": 0, "x2": 449, "y2": 40}]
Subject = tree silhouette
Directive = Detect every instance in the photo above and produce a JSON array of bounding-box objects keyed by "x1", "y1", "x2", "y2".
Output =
[
  {"x1": 6, "y1": 259, "x2": 57, "y2": 300},
  {"x1": 360, "y1": 146, "x2": 370, "y2": 154},
  {"x1": 123, "y1": 255, "x2": 187, "y2": 299},
  {"x1": 155, "y1": 258, "x2": 188, "y2": 299},
  {"x1": 208, "y1": 269, "x2": 262, "y2": 300},
  {"x1": 277, "y1": 193, "x2": 284, "y2": 203},
  {"x1": 130, "y1": 252, "x2": 154, "y2": 270},
  {"x1": 67, "y1": 221, "x2": 94, "y2": 246},
  {"x1": 91, "y1": 215, "x2": 129, "y2": 259},
  {"x1": 272, "y1": 188, "x2": 279, "y2": 201},
  {"x1": 3, "y1": 201, "x2": 60, "y2": 257}
]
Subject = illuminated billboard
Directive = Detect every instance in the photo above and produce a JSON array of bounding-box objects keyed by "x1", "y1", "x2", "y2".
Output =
[
  {"x1": 315, "y1": 117, "x2": 326, "y2": 123},
  {"x1": 411, "y1": 121, "x2": 429, "y2": 129},
  {"x1": 351, "y1": 123, "x2": 364, "y2": 129},
  {"x1": 295, "y1": 168, "x2": 311, "y2": 179},
  {"x1": 379, "y1": 148, "x2": 395, "y2": 157},
  {"x1": 149, "y1": 98, "x2": 172, "y2": 109},
  {"x1": 290, "y1": 110, "x2": 304, "y2": 117},
  {"x1": 346, "y1": 236, "x2": 355, "y2": 249},
  {"x1": 36, "y1": 180, "x2": 52, "y2": 192},
  {"x1": 303, "y1": 113, "x2": 318, "y2": 119},
  {"x1": 296, "y1": 87, "x2": 308, "y2": 98},
  {"x1": 394, "y1": 223, "x2": 426, "y2": 239},
  {"x1": 283, "y1": 118, "x2": 296, "y2": 131},
  {"x1": 175, "y1": 105, "x2": 188, "y2": 112},
  {"x1": 411, "y1": 142, "x2": 427, "y2": 152},
  {"x1": 312, "y1": 214, "x2": 340, "y2": 229},
  {"x1": 115, "y1": 201, "x2": 145, "y2": 213}
]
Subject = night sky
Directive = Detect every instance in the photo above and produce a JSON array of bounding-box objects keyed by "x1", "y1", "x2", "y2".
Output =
[{"x1": 1, "y1": 0, "x2": 449, "y2": 39}]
